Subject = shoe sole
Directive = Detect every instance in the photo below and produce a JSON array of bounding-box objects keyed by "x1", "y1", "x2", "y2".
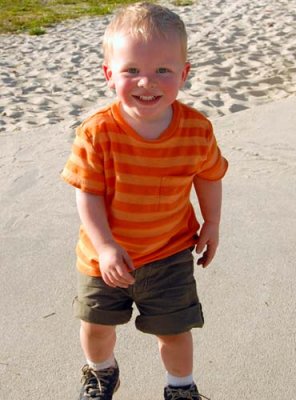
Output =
[{"x1": 114, "y1": 379, "x2": 120, "y2": 394}]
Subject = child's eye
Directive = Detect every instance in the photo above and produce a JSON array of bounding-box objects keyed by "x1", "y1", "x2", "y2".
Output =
[
  {"x1": 157, "y1": 67, "x2": 170, "y2": 73},
  {"x1": 127, "y1": 68, "x2": 139, "y2": 74}
]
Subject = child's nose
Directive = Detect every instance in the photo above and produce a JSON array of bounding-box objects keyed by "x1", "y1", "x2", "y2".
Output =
[{"x1": 138, "y1": 76, "x2": 157, "y2": 89}]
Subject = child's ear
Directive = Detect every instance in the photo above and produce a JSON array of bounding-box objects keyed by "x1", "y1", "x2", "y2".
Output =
[
  {"x1": 180, "y1": 62, "x2": 191, "y2": 87},
  {"x1": 103, "y1": 64, "x2": 115, "y2": 89}
]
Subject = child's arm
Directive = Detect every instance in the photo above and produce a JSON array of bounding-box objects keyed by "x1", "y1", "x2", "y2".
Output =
[
  {"x1": 75, "y1": 189, "x2": 135, "y2": 287},
  {"x1": 193, "y1": 176, "x2": 222, "y2": 268}
]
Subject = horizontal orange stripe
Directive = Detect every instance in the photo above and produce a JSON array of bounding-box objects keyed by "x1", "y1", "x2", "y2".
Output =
[
  {"x1": 112, "y1": 173, "x2": 192, "y2": 186},
  {"x1": 113, "y1": 218, "x2": 189, "y2": 242},
  {"x1": 112, "y1": 196, "x2": 188, "y2": 213},
  {"x1": 116, "y1": 181, "x2": 189, "y2": 200},
  {"x1": 110, "y1": 200, "x2": 187, "y2": 222},
  {"x1": 112, "y1": 163, "x2": 198, "y2": 177},
  {"x1": 114, "y1": 188, "x2": 188, "y2": 204},
  {"x1": 110, "y1": 207, "x2": 188, "y2": 232},
  {"x1": 69, "y1": 152, "x2": 102, "y2": 172},
  {"x1": 61, "y1": 170, "x2": 105, "y2": 194},
  {"x1": 73, "y1": 132, "x2": 100, "y2": 155},
  {"x1": 106, "y1": 230, "x2": 197, "y2": 255},
  {"x1": 180, "y1": 118, "x2": 211, "y2": 130},
  {"x1": 112, "y1": 153, "x2": 203, "y2": 168},
  {"x1": 64, "y1": 159, "x2": 104, "y2": 183}
]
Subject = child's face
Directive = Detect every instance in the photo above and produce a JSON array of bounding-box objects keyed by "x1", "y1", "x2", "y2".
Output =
[{"x1": 103, "y1": 32, "x2": 190, "y2": 123}]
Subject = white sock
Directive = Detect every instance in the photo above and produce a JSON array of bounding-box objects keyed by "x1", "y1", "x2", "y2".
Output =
[
  {"x1": 166, "y1": 371, "x2": 194, "y2": 387},
  {"x1": 87, "y1": 354, "x2": 116, "y2": 371}
]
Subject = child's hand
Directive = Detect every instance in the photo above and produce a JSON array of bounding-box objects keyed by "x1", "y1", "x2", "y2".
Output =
[
  {"x1": 98, "y1": 242, "x2": 135, "y2": 288},
  {"x1": 195, "y1": 221, "x2": 219, "y2": 268}
]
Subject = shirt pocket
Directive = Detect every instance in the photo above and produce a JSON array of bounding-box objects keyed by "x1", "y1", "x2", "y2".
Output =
[
  {"x1": 158, "y1": 175, "x2": 193, "y2": 213},
  {"x1": 112, "y1": 174, "x2": 193, "y2": 214}
]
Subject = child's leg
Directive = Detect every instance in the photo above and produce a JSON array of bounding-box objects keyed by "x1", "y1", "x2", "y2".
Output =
[
  {"x1": 157, "y1": 331, "x2": 193, "y2": 377},
  {"x1": 80, "y1": 320, "x2": 116, "y2": 364},
  {"x1": 75, "y1": 273, "x2": 132, "y2": 399},
  {"x1": 75, "y1": 271, "x2": 133, "y2": 365},
  {"x1": 78, "y1": 321, "x2": 120, "y2": 400},
  {"x1": 157, "y1": 331, "x2": 208, "y2": 399}
]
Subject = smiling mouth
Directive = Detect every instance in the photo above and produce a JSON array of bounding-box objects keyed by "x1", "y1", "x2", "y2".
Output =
[{"x1": 133, "y1": 95, "x2": 161, "y2": 103}]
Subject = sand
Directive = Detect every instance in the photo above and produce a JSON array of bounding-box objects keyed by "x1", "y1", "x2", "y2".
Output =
[
  {"x1": 0, "y1": 0, "x2": 295, "y2": 133},
  {"x1": 0, "y1": 0, "x2": 296, "y2": 399}
]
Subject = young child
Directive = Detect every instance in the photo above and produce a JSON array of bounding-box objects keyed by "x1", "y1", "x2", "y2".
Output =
[{"x1": 62, "y1": 2, "x2": 228, "y2": 400}]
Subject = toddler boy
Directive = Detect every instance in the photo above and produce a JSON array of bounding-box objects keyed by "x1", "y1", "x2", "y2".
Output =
[{"x1": 62, "y1": 2, "x2": 228, "y2": 400}]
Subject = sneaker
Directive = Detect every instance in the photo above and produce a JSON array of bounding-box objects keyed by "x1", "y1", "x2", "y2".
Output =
[
  {"x1": 164, "y1": 383, "x2": 210, "y2": 400},
  {"x1": 78, "y1": 361, "x2": 120, "y2": 400}
]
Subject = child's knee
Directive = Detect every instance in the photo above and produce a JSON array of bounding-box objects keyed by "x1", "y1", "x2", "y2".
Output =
[
  {"x1": 157, "y1": 331, "x2": 192, "y2": 345},
  {"x1": 80, "y1": 320, "x2": 116, "y2": 337}
]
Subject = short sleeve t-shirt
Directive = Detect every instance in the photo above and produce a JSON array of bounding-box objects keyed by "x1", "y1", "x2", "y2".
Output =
[{"x1": 62, "y1": 100, "x2": 228, "y2": 276}]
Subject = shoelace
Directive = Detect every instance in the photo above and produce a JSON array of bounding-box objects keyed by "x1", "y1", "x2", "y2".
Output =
[
  {"x1": 81, "y1": 365, "x2": 116, "y2": 398},
  {"x1": 167, "y1": 386, "x2": 211, "y2": 400}
]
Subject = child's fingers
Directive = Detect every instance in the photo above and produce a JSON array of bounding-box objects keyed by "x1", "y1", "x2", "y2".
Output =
[
  {"x1": 101, "y1": 272, "x2": 117, "y2": 288},
  {"x1": 197, "y1": 244, "x2": 217, "y2": 268},
  {"x1": 101, "y1": 259, "x2": 135, "y2": 288},
  {"x1": 110, "y1": 264, "x2": 134, "y2": 286}
]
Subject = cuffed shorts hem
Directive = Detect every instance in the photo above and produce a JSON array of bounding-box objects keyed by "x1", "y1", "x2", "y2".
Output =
[
  {"x1": 73, "y1": 297, "x2": 132, "y2": 325},
  {"x1": 135, "y1": 303, "x2": 204, "y2": 335}
]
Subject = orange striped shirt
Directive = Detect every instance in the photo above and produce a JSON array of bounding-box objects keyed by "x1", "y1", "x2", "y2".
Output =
[{"x1": 61, "y1": 100, "x2": 228, "y2": 277}]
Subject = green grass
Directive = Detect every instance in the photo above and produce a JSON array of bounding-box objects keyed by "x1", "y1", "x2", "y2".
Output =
[
  {"x1": 172, "y1": 0, "x2": 194, "y2": 5},
  {"x1": 0, "y1": 0, "x2": 194, "y2": 36},
  {"x1": 0, "y1": 0, "x2": 139, "y2": 35}
]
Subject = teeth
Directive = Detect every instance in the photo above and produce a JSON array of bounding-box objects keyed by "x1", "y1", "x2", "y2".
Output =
[{"x1": 139, "y1": 96, "x2": 156, "y2": 101}]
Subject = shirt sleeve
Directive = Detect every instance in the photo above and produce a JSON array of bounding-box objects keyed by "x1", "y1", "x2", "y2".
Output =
[
  {"x1": 61, "y1": 124, "x2": 105, "y2": 195},
  {"x1": 197, "y1": 121, "x2": 228, "y2": 180}
]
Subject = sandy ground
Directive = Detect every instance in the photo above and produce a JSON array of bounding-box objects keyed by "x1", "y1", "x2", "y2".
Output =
[
  {"x1": 0, "y1": 0, "x2": 296, "y2": 399},
  {"x1": 1, "y1": 96, "x2": 295, "y2": 399},
  {"x1": 0, "y1": 0, "x2": 295, "y2": 133}
]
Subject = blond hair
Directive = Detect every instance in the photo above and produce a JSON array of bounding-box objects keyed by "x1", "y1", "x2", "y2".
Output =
[{"x1": 102, "y1": 2, "x2": 188, "y2": 62}]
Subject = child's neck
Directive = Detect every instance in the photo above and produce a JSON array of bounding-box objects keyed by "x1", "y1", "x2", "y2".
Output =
[{"x1": 121, "y1": 106, "x2": 173, "y2": 141}]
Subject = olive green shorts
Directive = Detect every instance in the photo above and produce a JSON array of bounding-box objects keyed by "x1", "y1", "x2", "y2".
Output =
[{"x1": 73, "y1": 247, "x2": 204, "y2": 335}]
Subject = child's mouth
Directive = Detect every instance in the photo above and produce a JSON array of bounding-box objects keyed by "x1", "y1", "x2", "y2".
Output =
[{"x1": 133, "y1": 95, "x2": 161, "y2": 104}]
